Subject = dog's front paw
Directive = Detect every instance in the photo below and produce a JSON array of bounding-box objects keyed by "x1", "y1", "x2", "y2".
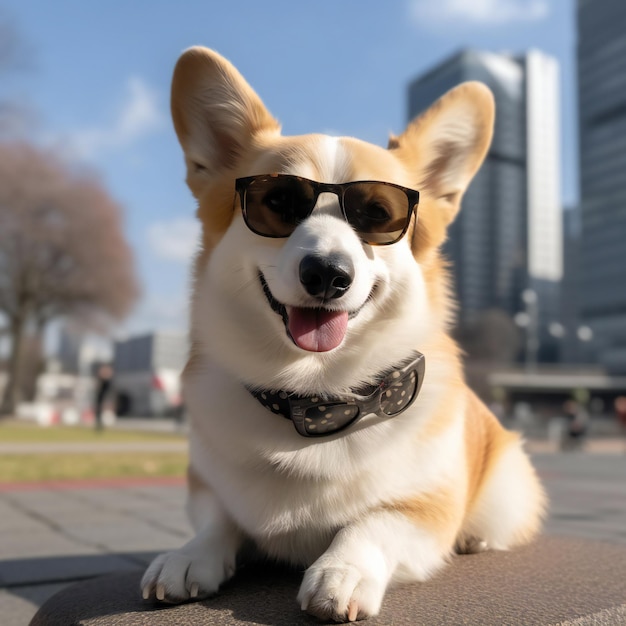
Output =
[
  {"x1": 141, "y1": 548, "x2": 236, "y2": 604},
  {"x1": 297, "y1": 553, "x2": 387, "y2": 623}
]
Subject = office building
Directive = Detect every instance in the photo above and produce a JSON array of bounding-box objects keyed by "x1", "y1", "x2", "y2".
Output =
[
  {"x1": 559, "y1": 207, "x2": 595, "y2": 363},
  {"x1": 578, "y1": 0, "x2": 626, "y2": 373},
  {"x1": 407, "y1": 50, "x2": 562, "y2": 339}
]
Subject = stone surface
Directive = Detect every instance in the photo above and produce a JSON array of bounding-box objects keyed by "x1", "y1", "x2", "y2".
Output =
[
  {"x1": 0, "y1": 451, "x2": 625, "y2": 625},
  {"x1": 30, "y1": 537, "x2": 626, "y2": 626}
]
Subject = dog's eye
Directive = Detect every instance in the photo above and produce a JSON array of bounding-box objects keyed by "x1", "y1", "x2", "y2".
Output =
[
  {"x1": 263, "y1": 188, "x2": 305, "y2": 224},
  {"x1": 360, "y1": 202, "x2": 391, "y2": 223},
  {"x1": 264, "y1": 189, "x2": 293, "y2": 212},
  {"x1": 348, "y1": 202, "x2": 393, "y2": 235}
]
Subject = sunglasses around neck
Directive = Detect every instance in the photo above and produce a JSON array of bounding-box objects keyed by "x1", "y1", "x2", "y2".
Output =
[
  {"x1": 248, "y1": 351, "x2": 426, "y2": 437},
  {"x1": 235, "y1": 173, "x2": 419, "y2": 246}
]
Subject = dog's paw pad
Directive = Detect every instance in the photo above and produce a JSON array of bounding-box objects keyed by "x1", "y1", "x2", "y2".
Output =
[
  {"x1": 140, "y1": 550, "x2": 234, "y2": 604},
  {"x1": 297, "y1": 560, "x2": 385, "y2": 622}
]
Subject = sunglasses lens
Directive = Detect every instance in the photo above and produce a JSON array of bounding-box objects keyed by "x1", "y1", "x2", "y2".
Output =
[
  {"x1": 243, "y1": 176, "x2": 315, "y2": 237},
  {"x1": 343, "y1": 183, "x2": 412, "y2": 244},
  {"x1": 380, "y1": 369, "x2": 418, "y2": 416},
  {"x1": 303, "y1": 403, "x2": 360, "y2": 435}
]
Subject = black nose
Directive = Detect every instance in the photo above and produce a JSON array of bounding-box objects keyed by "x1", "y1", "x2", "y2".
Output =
[{"x1": 299, "y1": 254, "x2": 354, "y2": 300}]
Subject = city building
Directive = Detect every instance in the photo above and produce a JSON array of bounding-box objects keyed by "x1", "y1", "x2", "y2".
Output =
[
  {"x1": 577, "y1": 0, "x2": 626, "y2": 373},
  {"x1": 559, "y1": 207, "x2": 595, "y2": 364},
  {"x1": 407, "y1": 50, "x2": 563, "y2": 353}
]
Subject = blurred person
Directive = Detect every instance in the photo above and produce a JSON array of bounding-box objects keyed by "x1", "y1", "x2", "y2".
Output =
[
  {"x1": 173, "y1": 393, "x2": 186, "y2": 430},
  {"x1": 562, "y1": 398, "x2": 589, "y2": 451},
  {"x1": 614, "y1": 396, "x2": 626, "y2": 453},
  {"x1": 94, "y1": 364, "x2": 114, "y2": 431}
]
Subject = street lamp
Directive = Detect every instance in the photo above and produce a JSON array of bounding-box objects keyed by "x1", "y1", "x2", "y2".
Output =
[
  {"x1": 516, "y1": 289, "x2": 539, "y2": 370},
  {"x1": 548, "y1": 322, "x2": 565, "y2": 339},
  {"x1": 548, "y1": 323, "x2": 594, "y2": 363}
]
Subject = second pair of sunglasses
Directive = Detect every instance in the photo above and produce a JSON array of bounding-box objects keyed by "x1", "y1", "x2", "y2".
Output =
[{"x1": 249, "y1": 351, "x2": 426, "y2": 437}]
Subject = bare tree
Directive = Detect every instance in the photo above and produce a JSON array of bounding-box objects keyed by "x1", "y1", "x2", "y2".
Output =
[{"x1": 0, "y1": 143, "x2": 139, "y2": 415}]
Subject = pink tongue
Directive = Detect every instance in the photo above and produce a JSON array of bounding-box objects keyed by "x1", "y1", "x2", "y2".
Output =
[{"x1": 287, "y1": 308, "x2": 349, "y2": 352}]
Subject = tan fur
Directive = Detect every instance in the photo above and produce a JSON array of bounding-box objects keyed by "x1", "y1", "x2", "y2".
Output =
[
  {"x1": 171, "y1": 47, "x2": 280, "y2": 178},
  {"x1": 385, "y1": 488, "x2": 462, "y2": 549},
  {"x1": 463, "y1": 389, "x2": 519, "y2": 512}
]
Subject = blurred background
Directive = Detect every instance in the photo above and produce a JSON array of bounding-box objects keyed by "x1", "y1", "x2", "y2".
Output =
[
  {"x1": 0, "y1": 0, "x2": 625, "y2": 445},
  {"x1": 1, "y1": 3, "x2": 626, "y2": 624}
]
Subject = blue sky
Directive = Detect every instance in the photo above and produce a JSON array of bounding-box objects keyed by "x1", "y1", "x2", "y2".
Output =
[{"x1": 1, "y1": 0, "x2": 577, "y2": 337}]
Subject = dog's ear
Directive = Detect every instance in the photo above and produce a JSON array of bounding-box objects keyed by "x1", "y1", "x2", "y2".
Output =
[
  {"x1": 389, "y1": 82, "x2": 494, "y2": 228},
  {"x1": 171, "y1": 47, "x2": 280, "y2": 189}
]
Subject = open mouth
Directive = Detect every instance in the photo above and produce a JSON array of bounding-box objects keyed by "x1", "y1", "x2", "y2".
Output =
[{"x1": 259, "y1": 273, "x2": 362, "y2": 353}]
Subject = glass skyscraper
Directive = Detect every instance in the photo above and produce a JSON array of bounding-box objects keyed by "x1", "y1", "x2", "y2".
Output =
[
  {"x1": 578, "y1": 0, "x2": 626, "y2": 373},
  {"x1": 407, "y1": 50, "x2": 562, "y2": 335}
]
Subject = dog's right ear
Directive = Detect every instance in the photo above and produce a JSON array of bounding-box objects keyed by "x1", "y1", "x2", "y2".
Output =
[
  {"x1": 171, "y1": 47, "x2": 280, "y2": 191},
  {"x1": 389, "y1": 82, "x2": 494, "y2": 228}
]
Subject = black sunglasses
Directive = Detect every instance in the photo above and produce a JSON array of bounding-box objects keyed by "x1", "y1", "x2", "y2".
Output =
[
  {"x1": 235, "y1": 174, "x2": 419, "y2": 246},
  {"x1": 249, "y1": 352, "x2": 425, "y2": 437}
]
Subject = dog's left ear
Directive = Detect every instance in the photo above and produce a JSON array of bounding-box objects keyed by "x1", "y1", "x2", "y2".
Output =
[{"x1": 389, "y1": 82, "x2": 494, "y2": 227}]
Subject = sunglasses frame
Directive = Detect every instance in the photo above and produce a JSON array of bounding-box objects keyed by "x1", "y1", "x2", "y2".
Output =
[
  {"x1": 287, "y1": 351, "x2": 425, "y2": 437},
  {"x1": 235, "y1": 173, "x2": 420, "y2": 246}
]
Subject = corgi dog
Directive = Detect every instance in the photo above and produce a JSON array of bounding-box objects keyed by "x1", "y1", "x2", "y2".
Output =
[{"x1": 141, "y1": 47, "x2": 546, "y2": 622}]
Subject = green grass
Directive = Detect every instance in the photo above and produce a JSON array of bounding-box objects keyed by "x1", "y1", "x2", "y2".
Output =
[
  {"x1": 0, "y1": 421, "x2": 186, "y2": 444},
  {"x1": 0, "y1": 452, "x2": 188, "y2": 482},
  {"x1": 0, "y1": 421, "x2": 188, "y2": 482}
]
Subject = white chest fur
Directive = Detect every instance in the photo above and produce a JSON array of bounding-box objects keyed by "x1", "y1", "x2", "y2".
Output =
[{"x1": 185, "y1": 360, "x2": 464, "y2": 565}]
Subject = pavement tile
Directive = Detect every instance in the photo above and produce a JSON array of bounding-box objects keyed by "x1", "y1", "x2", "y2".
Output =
[
  {"x1": 130, "y1": 508, "x2": 192, "y2": 530},
  {"x1": 60, "y1": 520, "x2": 191, "y2": 553},
  {"x1": 10, "y1": 502, "x2": 131, "y2": 527},
  {"x1": 0, "y1": 552, "x2": 140, "y2": 586},
  {"x1": 0, "y1": 491, "x2": 92, "y2": 521},
  {"x1": 0, "y1": 450, "x2": 625, "y2": 626},
  {"x1": 60, "y1": 487, "x2": 189, "y2": 524},
  {"x1": 126, "y1": 486, "x2": 187, "y2": 506},
  {"x1": 0, "y1": 501, "x2": 49, "y2": 533},
  {"x1": 0, "y1": 528, "x2": 103, "y2": 561}
]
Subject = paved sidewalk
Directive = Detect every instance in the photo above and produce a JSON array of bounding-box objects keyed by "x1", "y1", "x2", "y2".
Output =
[
  {"x1": 1, "y1": 450, "x2": 625, "y2": 626},
  {"x1": 0, "y1": 441, "x2": 186, "y2": 454},
  {"x1": 0, "y1": 478, "x2": 193, "y2": 625}
]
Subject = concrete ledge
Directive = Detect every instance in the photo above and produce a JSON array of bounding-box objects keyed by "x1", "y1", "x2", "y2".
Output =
[{"x1": 30, "y1": 537, "x2": 626, "y2": 625}]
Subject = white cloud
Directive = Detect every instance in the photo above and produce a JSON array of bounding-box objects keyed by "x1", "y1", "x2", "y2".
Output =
[
  {"x1": 147, "y1": 217, "x2": 200, "y2": 263},
  {"x1": 410, "y1": 0, "x2": 549, "y2": 25},
  {"x1": 51, "y1": 76, "x2": 164, "y2": 160},
  {"x1": 121, "y1": 291, "x2": 190, "y2": 336}
]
